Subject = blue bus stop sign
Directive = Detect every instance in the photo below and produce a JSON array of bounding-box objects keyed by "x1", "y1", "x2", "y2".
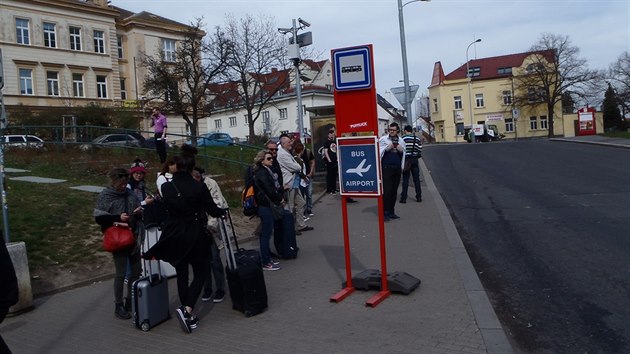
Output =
[{"x1": 337, "y1": 136, "x2": 381, "y2": 196}]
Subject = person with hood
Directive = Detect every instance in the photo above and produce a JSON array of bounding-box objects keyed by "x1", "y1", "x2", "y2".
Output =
[
  {"x1": 94, "y1": 168, "x2": 143, "y2": 320},
  {"x1": 143, "y1": 145, "x2": 226, "y2": 333}
]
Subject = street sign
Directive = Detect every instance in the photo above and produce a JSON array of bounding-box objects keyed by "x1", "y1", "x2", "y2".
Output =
[
  {"x1": 332, "y1": 46, "x2": 372, "y2": 91},
  {"x1": 337, "y1": 136, "x2": 381, "y2": 196},
  {"x1": 391, "y1": 85, "x2": 419, "y2": 107}
]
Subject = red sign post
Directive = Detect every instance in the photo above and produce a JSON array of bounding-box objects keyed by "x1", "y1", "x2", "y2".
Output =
[
  {"x1": 329, "y1": 44, "x2": 391, "y2": 307},
  {"x1": 577, "y1": 106, "x2": 597, "y2": 136}
]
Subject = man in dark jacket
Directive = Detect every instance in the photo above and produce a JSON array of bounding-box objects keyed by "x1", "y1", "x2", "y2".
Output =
[{"x1": 0, "y1": 234, "x2": 19, "y2": 353}]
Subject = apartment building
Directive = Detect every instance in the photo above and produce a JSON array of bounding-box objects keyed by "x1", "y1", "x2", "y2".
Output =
[
  {"x1": 206, "y1": 59, "x2": 335, "y2": 142},
  {"x1": 428, "y1": 50, "x2": 563, "y2": 143},
  {"x1": 0, "y1": 0, "x2": 192, "y2": 136}
]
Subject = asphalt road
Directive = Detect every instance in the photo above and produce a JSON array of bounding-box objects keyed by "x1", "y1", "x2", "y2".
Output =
[{"x1": 422, "y1": 140, "x2": 630, "y2": 354}]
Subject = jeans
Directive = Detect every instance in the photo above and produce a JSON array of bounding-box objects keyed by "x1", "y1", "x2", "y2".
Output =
[
  {"x1": 112, "y1": 248, "x2": 141, "y2": 304},
  {"x1": 326, "y1": 162, "x2": 338, "y2": 193},
  {"x1": 258, "y1": 205, "x2": 275, "y2": 265},
  {"x1": 154, "y1": 132, "x2": 167, "y2": 164},
  {"x1": 204, "y1": 239, "x2": 225, "y2": 292},
  {"x1": 382, "y1": 165, "x2": 402, "y2": 214},
  {"x1": 303, "y1": 179, "x2": 313, "y2": 212},
  {"x1": 401, "y1": 157, "x2": 422, "y2": 201}
]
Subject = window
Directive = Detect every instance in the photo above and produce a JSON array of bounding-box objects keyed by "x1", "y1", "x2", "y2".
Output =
[
  {"x1": 70, "y1": 26, "x2": 81, "y2": 51},
  {"x1": 43, "y1": 22, "x2": 56, "y2": 48},
  {"x1": 505, "y1": 118, "x2": 514, "y2": 132},
  {"x1": 279, "y1": 108, "x2": 288, "y2": 120},
  {"x1": 229, "y1": 116, "x2": 237, "y2": 127},
  {"x1": 497, "y1": 67, "x2": 512, "y2": 75},
  {"x1": 539, "y1": 115, "x2": 548, "y2": 130},
  {"x1": 244, "y1": 116, "x2": 248, "y2": 125},
  {"x1": 526, "y1": 63, "x2": 543, "y2": 74},
  {"x1": 214, "y1": 119, "x2": 222, "y2": 129},
  {"x1": 165, "y1": 82, "x2": 178, "y2": 101},
  {"x1": 453, "y1": 96, "x2": 462, "y2": 110},
  {"x1": 46, "y1": 71, "x2": 60, "y2": 96},
  {"x1": 72, "y1": 73, "x2": 84, "y2": 97},
  {"x1": 456, "y1": 123, "x2": 464, "y2": 136},
  {"x1": 19, "y1": 69, "x2": 33, "y2": 95},
  {"x1": 475, "y1": 93, "x2": 484, "y2": 108},
  {"x1": 96, "y1": 75, "x2": 107, "y2": 98},
  {"x1": 263, "y1": 112, "x2": 271, "y2": 133},
  {"x1": 529, "y1": 116, "x2": 538, "y2": 130},
  {"x1": 120, "y1": 79, "x2": 126, "y2": 100},
  {"x1": 433, "y1": 98, "x2": 439, "y2": 112},
  {"x1": 163, "y1": 39, "x2": 175, "y2": 62},
  {"x1": 93, "y1": 30, "x2": 105, "y2": 54},
  {"x1": 16, "y1": 18, "x2": 30, "y2": 45},
  {"x1": 467, "y1": 67, "x2": 480, "y2": 77},
  {"x1": 502, "y1": 90, "x2": 512, "y2": 105},
  {"x1": 117, "y1": 35, "x2": 124, "y2": 58}
]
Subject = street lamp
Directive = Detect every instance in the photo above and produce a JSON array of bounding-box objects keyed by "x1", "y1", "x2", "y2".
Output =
[
  {"x1": 398, "y1": 0, "x2": 430, "y2": 127},
  {"x1": 466, "y1": 38, "x2": 481, "y2": 143}
]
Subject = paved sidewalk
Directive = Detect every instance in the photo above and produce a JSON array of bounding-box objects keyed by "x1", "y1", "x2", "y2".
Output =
[
  {"x1": 550, "y1": 134, "x2": 630, "y2": 149},
  {"x1": 1, "y1": 162, "x2": 513, "y2": 354}
]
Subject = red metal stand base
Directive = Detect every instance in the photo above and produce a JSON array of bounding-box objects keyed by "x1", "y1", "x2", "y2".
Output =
[
  {"x1": 365, "y1": 290, "x2": 391, "y2": 307},
  {"x1": 330, "y1": 287, "x2": 355, "y2": 303}
]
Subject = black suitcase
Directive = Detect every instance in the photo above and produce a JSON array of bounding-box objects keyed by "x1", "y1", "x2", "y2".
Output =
[
  {"x1": 219, "y1": 211, "x2": 268, "y2": 317},
  {"x1": 131, "y1": 223, "x2": 170, "y2": 331},
  {"x1": 273, "y1": 209, "x2": 299, "y2": 259}
]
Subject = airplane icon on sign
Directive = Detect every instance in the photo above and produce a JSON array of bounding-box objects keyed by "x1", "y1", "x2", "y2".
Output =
[{"x1": 346, "y1": 159, "x2": 371, "y2": 177}]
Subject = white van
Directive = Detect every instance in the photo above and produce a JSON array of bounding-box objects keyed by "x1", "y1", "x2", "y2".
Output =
[{"x1": 2, "y1": 135, "x2": 45, "y2": 148}]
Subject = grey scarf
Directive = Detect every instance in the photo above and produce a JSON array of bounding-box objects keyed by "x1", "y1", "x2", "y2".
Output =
[{"x1": 94, "y1": 186, "x2": 138, "y2": 219}]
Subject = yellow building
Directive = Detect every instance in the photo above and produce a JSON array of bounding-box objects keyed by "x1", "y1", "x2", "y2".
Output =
[
  {"x1": 0, "y1": 0, "x2": 193, "y2": 135},
  {"x1": 428, "y1": 50, "x2": 565, "y2": 143}
]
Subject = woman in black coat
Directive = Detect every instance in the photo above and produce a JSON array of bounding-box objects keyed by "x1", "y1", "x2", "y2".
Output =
[
  {"x1": 144, "y1": 145, "x2": 225, "y2": 333},
  {"x1": 253, "y1": 149, "x2": 285, "y2": 271}
]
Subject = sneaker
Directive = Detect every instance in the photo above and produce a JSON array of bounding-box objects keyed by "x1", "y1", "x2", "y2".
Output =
[
  {"x1": 307, "y1": 211, "x2": 314, "y2": 216},
  {"x1": 187, "y1": 315, "x2": 199, "y2": 330},
  {"x1": 298, "y1": 226, "x2": 314, "y2": 232},
  {"x1": 270, "y1": 258, "x2": 281, "y2": 266},
  {"x1": 416, "y1": 197, "x2": 422, "y2": 202},
  {"x1": 399, "y1": 199, "x2": 407, "y2": 203},
  {"x1": 347, "y1": 198, "x2": 357, "y2": 203},
  {"x1": 389, "y1": 213, "x2": 400, "y2": 219},
  {"x1": 263, "y1": 263, "x2": 281, "y2": 271},
  {"x1": 303, "y1": 216, "x2": 310, "y2": 222},
  {"x1": 176, "y1": 306, "x2": 192, "y2": 334},
  {"x1": 115, "y1": 303, "x2": 131, "y2": 320},
  {"x1": 201, "y1": 288, "x2": 213, "y2": 302},
  {"x1": 212, "y1": 289, "x2": 226, "y2": 303}
]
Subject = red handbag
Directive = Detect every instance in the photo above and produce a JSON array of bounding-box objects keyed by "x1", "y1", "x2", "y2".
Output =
[{"x1": 102, "y1": 225, "x2": 135, "y2": 252}]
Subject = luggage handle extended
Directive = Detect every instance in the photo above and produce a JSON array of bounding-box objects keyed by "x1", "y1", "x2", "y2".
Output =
[
  {"x1": 219, "y1": 210, "x2": 239, "y2": 271},
  {"x1": 140, "y1": 222, "x2": 163, "y2": 283}
]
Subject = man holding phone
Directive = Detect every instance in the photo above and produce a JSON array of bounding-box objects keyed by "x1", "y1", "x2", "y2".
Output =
[{"x1": 378, "y1": 122, "x2": 405, "y2": 221}]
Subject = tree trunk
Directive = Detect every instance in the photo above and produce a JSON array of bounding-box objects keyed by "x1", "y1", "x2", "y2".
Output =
[
  {"x1": 247, "y1": 111, "x2": 256, "y2": 143},
  {"x1": 547, "y1": 102, "x2": 555, "y2": 138}
]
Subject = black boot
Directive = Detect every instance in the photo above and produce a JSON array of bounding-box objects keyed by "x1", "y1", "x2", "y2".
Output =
[
  {"x1": 124, "y1": 297, "x2": 131, "y2": 311},
  {"x1": 115, "y1": 302, "x2": 131, "y2": 319}
]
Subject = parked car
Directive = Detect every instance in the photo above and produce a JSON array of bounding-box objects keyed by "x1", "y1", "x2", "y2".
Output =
[
  {"x1": 189, "y1": 132, "x2": 234, "y2": 147},
  {"x1": 79, "y1": 134, "x2": 143, "y2": 151},
  {"x1": 1, "y1": 135, "x2": 45, "y2": 149}
]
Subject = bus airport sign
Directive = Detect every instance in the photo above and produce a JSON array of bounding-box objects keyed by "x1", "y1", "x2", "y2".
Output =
[{"x1": 337, "y1": 136, "x2": 381, "y2": 196}]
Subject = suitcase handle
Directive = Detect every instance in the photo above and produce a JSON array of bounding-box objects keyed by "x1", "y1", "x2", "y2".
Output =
[
  {"x1": 140, "y1": 222, "x2": 163, "y2": 282},
  {"x1": 219, "y1": 210, "x2": 239, "y2": 271}
]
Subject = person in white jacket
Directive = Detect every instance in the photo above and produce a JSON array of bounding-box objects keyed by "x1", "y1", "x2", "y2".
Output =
[
  {"x1": 192, "y1": 166, "x2": 228, "y2": 303},
  {"x1": 276, "y1": 134, "x2": 312, "y2": 233}
]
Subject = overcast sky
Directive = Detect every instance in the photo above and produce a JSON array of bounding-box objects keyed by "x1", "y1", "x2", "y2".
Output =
[{"x1": 118, "y1": 0, "x2": 629, "y2": 108}]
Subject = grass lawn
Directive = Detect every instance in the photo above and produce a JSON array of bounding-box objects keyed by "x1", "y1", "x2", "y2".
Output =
[{"x1": 2, "y1": 144, "x2": 259, "y2": 280}]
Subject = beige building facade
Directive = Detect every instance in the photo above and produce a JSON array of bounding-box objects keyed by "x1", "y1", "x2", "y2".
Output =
[
  {"x1": 428, "y1": 51, "x2": 566, "y2": 143},
  {"x1": 0, "y1": 0, "x2": 192, "y2": 136}
]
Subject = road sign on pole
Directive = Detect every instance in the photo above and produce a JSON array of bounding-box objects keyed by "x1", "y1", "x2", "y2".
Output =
[{"x1": 337, "y1": 137, "x2": 381, "y2": 196}]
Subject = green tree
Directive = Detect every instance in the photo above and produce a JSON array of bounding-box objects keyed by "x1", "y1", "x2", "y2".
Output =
[{"x1": 602, "y1": 83, "x2": 622, "y2": 131}]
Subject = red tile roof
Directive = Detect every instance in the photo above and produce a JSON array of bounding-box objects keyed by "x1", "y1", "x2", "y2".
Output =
[{"x1": 444, "y1": 50, "x2": 555, "y2": 82}]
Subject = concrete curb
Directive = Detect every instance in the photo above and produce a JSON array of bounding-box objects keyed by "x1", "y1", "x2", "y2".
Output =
[
  {"x1": 420, "y1": 159, "x2": 514, "y2": 354},
  {"x1": 550, "y1": 137, "x2": 630, "y2": 149}
]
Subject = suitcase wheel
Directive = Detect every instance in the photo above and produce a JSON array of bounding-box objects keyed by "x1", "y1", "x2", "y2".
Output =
[{"x1": 141, "y1": 320, "x2": 150, "y2": 332}]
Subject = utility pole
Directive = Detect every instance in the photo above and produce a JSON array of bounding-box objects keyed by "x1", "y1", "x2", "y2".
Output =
[
  {"x1": 279, "y1": 18, "x2": 312, "y2": 139},
  {"x1": 0, "y1": 48, "x2": 10, "y2": 242}
]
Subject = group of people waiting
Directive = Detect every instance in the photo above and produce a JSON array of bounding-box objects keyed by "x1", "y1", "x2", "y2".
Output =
[
  {"x1": 94, "y1": 145, "x2": 228, "y2": 333},
  {"x1": 251, "y1": 134, "x2": 316, "y2": 271}
]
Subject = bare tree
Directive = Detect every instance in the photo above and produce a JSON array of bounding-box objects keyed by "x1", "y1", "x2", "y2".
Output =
[
  {"x1": 213, "y1": 14, "x2": 290, "y2": 142},
  {"x1": 608, "y1": 51, "x2": 630, "y2": 116},
  {"x1": 512, "y1": 33, "x2": 599, "y2": 137},
  {"x1": 142, "y1": 18, "x2": 231, "y2": 142}
]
